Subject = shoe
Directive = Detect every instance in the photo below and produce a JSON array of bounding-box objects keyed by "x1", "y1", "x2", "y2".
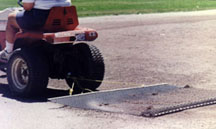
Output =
[{"x1": 0, "y1": 50, "x2": 12, "y2": 63}]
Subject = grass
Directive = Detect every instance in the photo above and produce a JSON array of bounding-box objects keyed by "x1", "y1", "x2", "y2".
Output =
[{"x1": 1, "y1": 0, "x2": 216, "y2": 16}]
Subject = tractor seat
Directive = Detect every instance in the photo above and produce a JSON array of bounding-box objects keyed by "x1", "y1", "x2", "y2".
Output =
[
  {"x1": 43, "y1": 6, "x2": 79, "y2": 32},
  {"x1": 15, "y1": 6, "x2": 79, "y2": 42}
]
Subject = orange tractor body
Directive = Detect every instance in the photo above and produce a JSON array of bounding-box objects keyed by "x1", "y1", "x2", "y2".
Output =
[{"x1": 0, "y1": 6, "x2": 104, "y2": 96}]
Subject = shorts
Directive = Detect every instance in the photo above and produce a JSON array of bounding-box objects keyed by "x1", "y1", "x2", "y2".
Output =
[{"x1": 16, "y1": 8, "x2": 50, "y2": 30}]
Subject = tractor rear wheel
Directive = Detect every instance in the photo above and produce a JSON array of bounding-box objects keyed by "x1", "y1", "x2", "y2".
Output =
[
  {"x1": 65, "y1": 43, "x2": 105, "y2": 93},
  {"x1": 7, "y1": 48, "x2": 49, "y2": 97}
]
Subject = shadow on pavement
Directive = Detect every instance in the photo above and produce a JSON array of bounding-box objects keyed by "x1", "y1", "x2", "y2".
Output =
[{"x1": 0, "y1": 83, "x2": 70, "y2": 103}]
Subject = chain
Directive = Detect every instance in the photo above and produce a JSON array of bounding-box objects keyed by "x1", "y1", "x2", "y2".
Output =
[
  {"x1": 67, "y1": 76, "x2": 146, "y2": 95},
  {"x1": 68, "y1": 76, "x2": 145, "y2": 87}
]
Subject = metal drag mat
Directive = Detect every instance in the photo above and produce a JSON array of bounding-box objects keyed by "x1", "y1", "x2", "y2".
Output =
[{"x1": 49, "y1": 84, "x2": 216, "y2": 117}]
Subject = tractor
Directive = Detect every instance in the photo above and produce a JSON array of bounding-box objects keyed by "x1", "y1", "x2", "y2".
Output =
[{"x1": 0, "y1": 1, "x2": 105, "y2": 96}]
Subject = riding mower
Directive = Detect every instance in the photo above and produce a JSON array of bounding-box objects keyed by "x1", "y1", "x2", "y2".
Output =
[{"x1": 0, "y1": 1, "x2": 105, "y2": 96}]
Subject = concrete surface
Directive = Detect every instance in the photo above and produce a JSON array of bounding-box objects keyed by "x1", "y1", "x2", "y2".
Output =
[{"x1": 1, "y1": 9, "x2": 216, "y2": 129}]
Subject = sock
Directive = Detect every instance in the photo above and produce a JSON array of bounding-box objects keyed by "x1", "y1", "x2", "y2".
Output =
[{"x1": 5, "y1": 41, "x2": 14, "y2": 53}]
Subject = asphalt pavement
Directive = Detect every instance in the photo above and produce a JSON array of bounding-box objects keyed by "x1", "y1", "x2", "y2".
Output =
[{"x1": 1, "y1": 9, "x2": 216, "y2": 129}]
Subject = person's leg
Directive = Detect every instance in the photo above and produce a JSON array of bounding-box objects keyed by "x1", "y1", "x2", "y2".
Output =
[
  {"x1": 0, "y1": 12, "x2": 20, "y2": 62},
  {"x1": 0, "y1": 9, "x2": 50, "y2": 62},
  {"x1": 6, "y1": 12, "x2": 20, "y2": 42}
]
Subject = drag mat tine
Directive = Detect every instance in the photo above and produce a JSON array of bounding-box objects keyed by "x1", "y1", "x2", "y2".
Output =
[{"x1": 141, "y1": 98, "x2": 216, "y2": 117}]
